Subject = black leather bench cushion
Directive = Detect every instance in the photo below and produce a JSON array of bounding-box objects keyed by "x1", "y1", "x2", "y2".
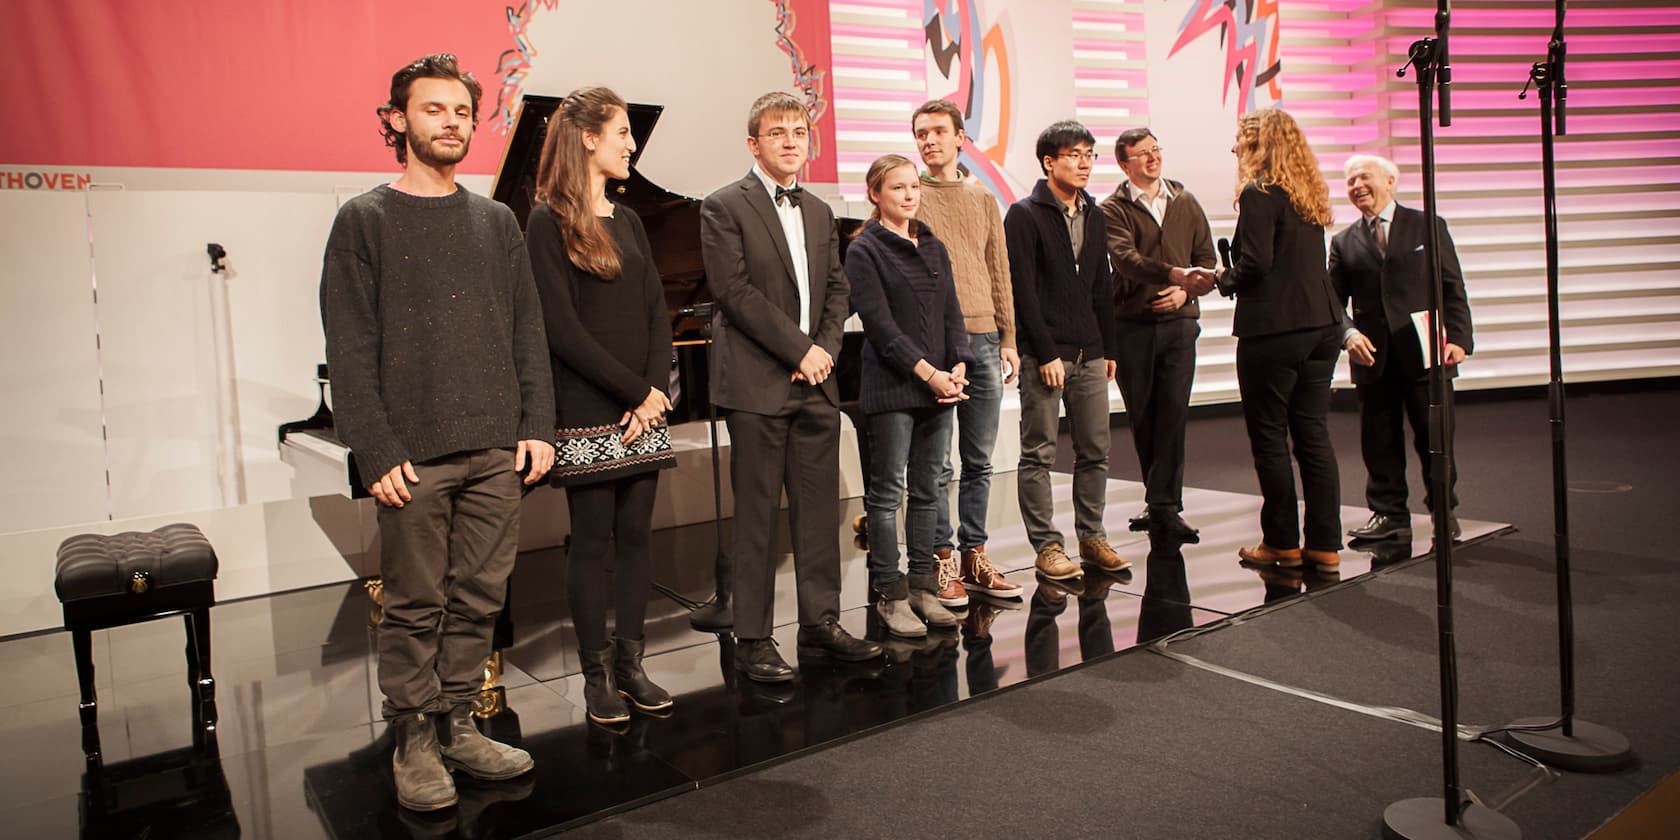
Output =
[{"x1": 55, "y1": 524, "x2": 218, "y2": 602}]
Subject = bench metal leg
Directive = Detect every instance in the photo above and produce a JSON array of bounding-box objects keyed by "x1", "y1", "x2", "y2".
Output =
[
  {"x1": 72, "y1": 627, "x2": 100, "y2": 767},
  {"x1": 183, "y1": 608, "x2": 217, "y2": 746}
]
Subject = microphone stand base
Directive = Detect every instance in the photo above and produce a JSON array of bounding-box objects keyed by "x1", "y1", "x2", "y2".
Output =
[
  {"x1": 1501, "y1": 717, "x2": 1634, "y2": 773},
  {"x1": 1383, "y1": 798, "x2": 1521, "y2": 840}
]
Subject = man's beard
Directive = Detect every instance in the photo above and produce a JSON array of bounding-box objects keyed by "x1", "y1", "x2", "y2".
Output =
[{"x1": 406, "y1": 130, "x2": 470, "y2": 167}]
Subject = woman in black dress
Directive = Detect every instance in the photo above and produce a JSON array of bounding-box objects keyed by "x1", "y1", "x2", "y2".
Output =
[
  {"x1": 528, "y1": 86, "x2": 675, "y2": 724},
  {"x1": 1221, "y1": 107, "x2": 1350, "y2": 573}
]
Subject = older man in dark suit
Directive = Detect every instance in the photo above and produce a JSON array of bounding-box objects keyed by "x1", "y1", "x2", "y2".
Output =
[
  {"x1": 696, "y1": 91, "x2": 881, "y2": 682},
  {"x1": 1331, "y1": 154, "x2": 1475, "y2": 542}
]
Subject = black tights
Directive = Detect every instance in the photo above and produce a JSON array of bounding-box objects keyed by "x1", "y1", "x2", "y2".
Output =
[{"x1": 564, "y1": 471, "x2": 659, "y2": 652}]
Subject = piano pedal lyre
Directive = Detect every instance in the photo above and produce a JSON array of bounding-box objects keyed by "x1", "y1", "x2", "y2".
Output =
[{"x1": 472, "y1": 651, "x2": 506, "y2": 719}]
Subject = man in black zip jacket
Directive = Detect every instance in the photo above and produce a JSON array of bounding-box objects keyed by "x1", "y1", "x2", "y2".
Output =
[{"x1": 1006, "y1": 120, "x2": 1126, "y2": 583}]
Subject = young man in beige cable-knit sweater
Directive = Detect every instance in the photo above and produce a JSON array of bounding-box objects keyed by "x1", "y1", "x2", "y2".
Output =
[{"x1": 910, "y1": 99, "x2": 1024, "y2": 605}]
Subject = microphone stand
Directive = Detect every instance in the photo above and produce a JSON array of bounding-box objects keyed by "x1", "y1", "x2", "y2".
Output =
[
  {"x1": 1382, "y1": 2, "x2": 1520, "y2": 837},
  {"x1": 680, "y1": 303, "x2": 735, "y2": 632},
  {"x1": 1496, "y1": 0, "x2": 1633, "y2": 773}
]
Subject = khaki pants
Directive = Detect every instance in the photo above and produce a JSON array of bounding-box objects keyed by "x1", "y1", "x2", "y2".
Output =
[{"x1": 376, "y1": 448, "x2": 521, "y2": 719}]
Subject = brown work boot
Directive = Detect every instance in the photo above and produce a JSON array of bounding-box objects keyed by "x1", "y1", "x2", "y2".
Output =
[
  {"x1": 1303, "y1": 549, "x2": 1341, "y2": 572},
  {"x1": 438, "y1": 704, "x2": 533, "y2": 781},
  {"x1": 1034, "y1": 543, "x2": 1082, "y2": 580},
  {"x1": 392, "y1": 713, "x2": 457, "y2": 811},
  {"x1": 960, "y1": 546, "x2": 1022, "y2": 598},
  {"x1": 933, "y1": 548, "x2": 970, "y2": 607},
  {"x1": 1078, "y1": 536, "x2": 1131, "y2": 572},
  {"x1": 1237, "y1": 543, "x2": 1303, "y2": 568}
]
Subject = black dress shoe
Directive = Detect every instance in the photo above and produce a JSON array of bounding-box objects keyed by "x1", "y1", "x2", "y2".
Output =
[
  {"x1": 688, "y1": 596, "x2": 733, "y2": 632},
  {"x1": 1450, "y1": 514, "x2": 1462, "y2": 541},
  {"x1": 733, "y1": 637, "x2": 795, "y2": 683},
  {"x1": 1348, "y1": 512, "x2": 1411, "y2": 542},
  {"x1": 1127, "y1": 506, "x2": 1152, "y2": 532},
  {"x1": 795, "y1": 619, "x2": 883, "y2": 662},
  {"x1": 1150, "y1": 509, "x2": 1200, "y2": 544}
]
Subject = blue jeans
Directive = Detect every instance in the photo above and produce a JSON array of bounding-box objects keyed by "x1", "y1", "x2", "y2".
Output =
[
  {"x1": 865, "y1": 407, "x2": 956, "y2": 588},
  {"x1": 934, "y1": 332, "x2": 1003, "y2": 552}
]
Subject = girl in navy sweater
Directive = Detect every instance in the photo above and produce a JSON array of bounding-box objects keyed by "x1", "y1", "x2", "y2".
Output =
[{"x1": 846, "y1": 154, "x2": 975, "y2": 637}]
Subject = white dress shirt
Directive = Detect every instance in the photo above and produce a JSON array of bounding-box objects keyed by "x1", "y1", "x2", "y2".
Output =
[
  {"x1": 751, "y1": 165, "x2": 811, "y2": 336},
  {"x1": 1124, "y1": 178, "x2": 1174, "y2": 227}
]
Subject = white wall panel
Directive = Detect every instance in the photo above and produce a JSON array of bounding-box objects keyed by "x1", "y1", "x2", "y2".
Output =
[
  {"x1": 0, "y1": 192, "x2": 109, "y2": 531},
  {"x1": 86, "y1": 190, "x2": 334, "y2": 521}
]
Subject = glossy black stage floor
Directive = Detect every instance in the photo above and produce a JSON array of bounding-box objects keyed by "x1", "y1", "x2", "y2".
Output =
[{"x1": 0, "y1": 468, "x2": 1509, "y2": 839}]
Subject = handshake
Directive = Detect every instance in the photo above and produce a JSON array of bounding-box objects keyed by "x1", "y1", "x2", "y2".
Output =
[{"x1": 1170, "y1": 265, "x2": 1228, "y2": 299}]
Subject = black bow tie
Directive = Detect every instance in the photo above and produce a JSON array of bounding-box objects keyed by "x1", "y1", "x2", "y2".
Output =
[{"x1": 774, "y1": 185, "x2": 804, "y2": 207}]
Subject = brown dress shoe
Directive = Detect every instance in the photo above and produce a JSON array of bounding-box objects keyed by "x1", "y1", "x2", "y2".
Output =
[
  {"x1": 1077, "y1": 536, "x2": 1131, "y2": 572},
  {"x1": 934, "y1": 548, "x2": 970, "y2": 607},
  {"x1": 1034, "y1": 543, "x2": 1082, "y2": 580},
  {"x1": 1303, "y1": 549, "x2": 1340, "y2": 571},
  {"x1": 1237, "y1": 543, "x2": 1303, "y2": 568},
  {"x1": 960, "y1": 546, "x2": 1022, "y2": 598}
]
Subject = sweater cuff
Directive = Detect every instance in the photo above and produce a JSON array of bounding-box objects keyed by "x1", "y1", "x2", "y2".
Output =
[
  {"x1": 353, "y1": 445, "x2": 410, "y2": 490},
  {"x1": 517, "y1": 413, "x2": 557, "y2": 444}
]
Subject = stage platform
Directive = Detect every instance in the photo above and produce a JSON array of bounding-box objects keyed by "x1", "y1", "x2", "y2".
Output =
[{"x1": 0, "y1": 469, "x2": 1518, "y2": 838}]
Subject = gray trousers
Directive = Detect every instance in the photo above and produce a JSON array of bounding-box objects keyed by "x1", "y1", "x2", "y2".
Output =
[
  {"x1": 376, "y1": 448, "x2": 521, "y2": 719},
  {"x1": 1017, "y1": 356, "x2": 1112, "y2": 551}
]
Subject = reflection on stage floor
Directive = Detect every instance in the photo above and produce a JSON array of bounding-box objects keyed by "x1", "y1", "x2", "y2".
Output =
[{"x1": 0, "y1": 472, "x2": 1509, "y2": 838}]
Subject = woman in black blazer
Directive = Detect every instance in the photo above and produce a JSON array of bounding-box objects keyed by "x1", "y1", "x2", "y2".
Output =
[
  {"x1": 1220, "y1": 108, "x2": 1352, "y2": 573},
  {"x1": 528, "y1": 86, "x2": 676, "y2": 725},
  {"x1": 846, "y1": 154, "x2": 974, "y2": 638}
]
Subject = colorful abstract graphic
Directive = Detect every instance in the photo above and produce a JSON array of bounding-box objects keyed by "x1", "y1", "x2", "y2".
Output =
[
  {"x1": 775, "y1": 0, "x2": 830, "y2": 165},
  {"x1": 1170, "y1": 0, "x2": 1282, "y2": 111},
  {"x1": 923, "y1": 0, "x2": 1017, "y2": 202},
  {"x1": 490, "y1": 0, "x2": 562, "y2": 135}
]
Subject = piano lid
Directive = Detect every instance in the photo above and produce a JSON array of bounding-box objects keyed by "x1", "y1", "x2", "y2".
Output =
[{"x1": 491, "y1": 94, "x2": 666, "y2": 230}]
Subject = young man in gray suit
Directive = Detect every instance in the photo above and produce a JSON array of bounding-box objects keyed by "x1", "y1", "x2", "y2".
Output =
[{"x1": 697, "y1": 92, "x2": 882, "y2": 682}]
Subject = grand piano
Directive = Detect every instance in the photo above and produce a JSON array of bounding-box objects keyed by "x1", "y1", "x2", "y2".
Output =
[{"x1": 279, "y1": 93, "x2": 866, "y2": 484}]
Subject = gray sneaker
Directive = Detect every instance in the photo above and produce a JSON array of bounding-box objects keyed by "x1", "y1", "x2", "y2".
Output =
[{"x1": 875, "y1": 597, "x2": 928, "y2": 638}]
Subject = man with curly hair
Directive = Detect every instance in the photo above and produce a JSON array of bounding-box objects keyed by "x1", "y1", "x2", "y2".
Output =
[{"x1": 319, "y1": 54, "x2": 555, "y2": 812}]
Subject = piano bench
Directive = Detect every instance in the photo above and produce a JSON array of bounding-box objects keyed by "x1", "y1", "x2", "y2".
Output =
[{"x1": 54, "y1": 523, "x2": 220, "y2": 768}]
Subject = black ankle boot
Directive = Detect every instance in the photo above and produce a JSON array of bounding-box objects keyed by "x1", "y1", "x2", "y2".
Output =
[
  {"x1": 578, "y1": 645, "x2": 630, "y2": 725},
  {"x1": 613, "y1": 636, "x2": 673, "y2": 713}
]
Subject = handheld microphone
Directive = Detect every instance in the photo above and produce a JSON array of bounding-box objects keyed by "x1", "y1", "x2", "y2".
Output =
[{"x1": 1214, "y1": 238, "x2": 1238, "y2": 298}]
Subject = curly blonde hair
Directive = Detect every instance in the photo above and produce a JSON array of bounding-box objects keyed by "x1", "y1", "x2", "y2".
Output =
[{"x1": 1234, "y1": 108, "x2": 1332, "y2": 227}]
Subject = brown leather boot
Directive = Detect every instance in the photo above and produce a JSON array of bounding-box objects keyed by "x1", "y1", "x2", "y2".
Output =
[
  {"x1": 1303, "y1": 549, "x2": 1341, "y2": 571},
  {"x1": 438, "y1": 704, "x2": 533, "y2": 780},
  {"x1": 960, "y1": 546, "x2": 1022, "y2": 598},
  {"x1": 392, "y1": 713, "x2": 457, "y2": 811},
  {"x1": 933, "y1": 548, "x2": 970, "y2": 607},
  {"x1": 1077, "y1": 536, "x2": 1131, "y2": 572},
  {"x1": 1237, "y1": 543, "x2": 1304, "y2": 568}
]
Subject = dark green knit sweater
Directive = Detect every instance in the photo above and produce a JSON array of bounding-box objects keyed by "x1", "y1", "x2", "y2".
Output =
[{"x1": 319, "y1": 184, "x2": 555, "y2": 482}]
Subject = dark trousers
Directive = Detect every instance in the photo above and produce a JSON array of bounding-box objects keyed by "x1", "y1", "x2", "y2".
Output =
[
  {"x1": 725, "y1": 383, "x2": 843, "y2": 639},
  {"x1": 376, "y1": 448, "x2": 521, "y2": 719},
  {"x1": 1235, "y1": 325, "x2": 1343, "y2": 552},
  {"x1": 1358, "y1": 325, "x2": 1459, "y2": 515},
  {"x1": 564, "y1": 471, "x2": 660, "y2": 651},
  {"x1": 1114, "y1": 317, "x2": 1199, "y2": 511}
]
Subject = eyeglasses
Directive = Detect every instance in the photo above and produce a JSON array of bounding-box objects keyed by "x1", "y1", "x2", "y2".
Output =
[
  {"x1": 1057, "y1": 150, "x2": 1099, "y2": 163},
  {"x1": 758, "y1": 128, "x2": 810, "y2": 142},
  {"x1": 1128, "y1": 146, "x2": 1164, "y2": 161}
]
